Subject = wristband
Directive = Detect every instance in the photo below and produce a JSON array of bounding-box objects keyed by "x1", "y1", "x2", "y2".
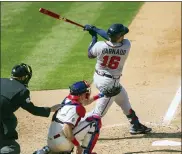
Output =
[
  {"x1": 93, "y1": 93, "x2": 104, "y2": 101},
  {"x1": 93, "y1": 95, "x2": 99, "y2": 101},
  {"x1": 71, "y1": 137, "x2": 80, "y2": 146}
]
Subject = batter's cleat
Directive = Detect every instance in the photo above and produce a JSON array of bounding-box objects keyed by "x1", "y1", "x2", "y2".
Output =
[{"x1": 130, "y1": 123, "x2": 152, "y2": 134}]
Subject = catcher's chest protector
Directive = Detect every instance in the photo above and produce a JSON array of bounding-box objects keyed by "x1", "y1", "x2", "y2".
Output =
[{"x1": 52, "y1": 98, "x2": 85, "y2": 128}]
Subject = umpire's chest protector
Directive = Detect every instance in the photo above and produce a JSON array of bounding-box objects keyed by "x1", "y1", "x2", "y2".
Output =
[
  {"x1": 1, "y1": 78, "x2": 25, "y2": 100},
  {"x1": 1, "y1": 78, "x2": 26, "y2": 112}
]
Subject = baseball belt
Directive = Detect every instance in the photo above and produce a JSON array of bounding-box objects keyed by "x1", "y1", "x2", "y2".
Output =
[{"x1": 95, "y1": 69, "x2": 121, "y2": 79}]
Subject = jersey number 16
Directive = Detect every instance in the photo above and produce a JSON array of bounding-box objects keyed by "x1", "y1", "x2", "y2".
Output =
[{"x1": 101, "y1": 56, "x2": 121, "y2": 69}]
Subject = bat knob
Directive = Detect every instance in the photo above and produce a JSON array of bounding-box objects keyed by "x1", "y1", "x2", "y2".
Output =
[
  {"x1": 39, "y1": 8, "x2": 43, "y2": 12},
  {"x1": 39, "y1": 8, "x2": 46, "y2": 13}
]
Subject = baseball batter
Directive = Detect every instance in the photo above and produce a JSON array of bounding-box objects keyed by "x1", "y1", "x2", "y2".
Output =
[
  {"x1": 83, "y1": 24, "x2": 152, "y2": 134},
  {"x1": 34, "y1": 81, "x2": 104, "y2": 154}
]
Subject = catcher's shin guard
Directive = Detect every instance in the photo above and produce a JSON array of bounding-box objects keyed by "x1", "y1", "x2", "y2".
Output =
[{"x1": 82, "y1": 115, "x2": 102, "y2": 154}]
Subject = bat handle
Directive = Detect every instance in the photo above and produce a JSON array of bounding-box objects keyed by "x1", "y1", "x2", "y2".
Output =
[{"x1": 62, "y1": 18, "x2": 84, "y2": 28}]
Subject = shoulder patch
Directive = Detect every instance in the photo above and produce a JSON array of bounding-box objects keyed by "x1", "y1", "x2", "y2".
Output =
[
  {"x1": 76, "y1": 105, "x2": 86, "y2": 117},
  {"x1": 26, "y1": 97, "x2": 31, "y2": 103}
]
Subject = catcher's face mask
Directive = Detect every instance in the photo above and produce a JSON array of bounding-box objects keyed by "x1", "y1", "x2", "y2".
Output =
[{"x1": 83, "y1": 80, "x2": 91, "y2": 100}]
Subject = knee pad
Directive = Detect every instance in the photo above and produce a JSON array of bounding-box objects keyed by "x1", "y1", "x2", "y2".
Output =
[
  {"x1": 82, "y1": 115, "x2": 102, "y2": 154},
  {"x1": 86, "y1": 115, "x2": 102, "y2": 129}
]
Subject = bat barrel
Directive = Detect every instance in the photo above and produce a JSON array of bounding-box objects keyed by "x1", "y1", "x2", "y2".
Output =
[
  {"x1": 39, "y1": 8, "x2": 60, "y2": 19},
  {"x1": 39, "y1": 8, "x2": 84, "y2": 28}
]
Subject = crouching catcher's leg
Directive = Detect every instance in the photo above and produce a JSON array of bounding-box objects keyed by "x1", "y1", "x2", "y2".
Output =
[{"x1": 81, "y1": 115, "x2": 102, "y2": 154}]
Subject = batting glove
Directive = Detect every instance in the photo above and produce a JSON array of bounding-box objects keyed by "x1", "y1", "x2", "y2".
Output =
[
  {"x1": 98, "y1": 93, "x2": 104, "y2": 98},
  {"x1": 83, "y1": 24, "x2": 96, "y2": 31}
]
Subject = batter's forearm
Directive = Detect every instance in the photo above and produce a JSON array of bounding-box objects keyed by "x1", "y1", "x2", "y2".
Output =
[{"x1": 93, "y1": 27, "x2": 109, "y2": 40}]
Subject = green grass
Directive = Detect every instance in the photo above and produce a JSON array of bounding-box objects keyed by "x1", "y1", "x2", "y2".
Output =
[{"x1": 1, "y1": 2, "x2": 144, "y2": 90}]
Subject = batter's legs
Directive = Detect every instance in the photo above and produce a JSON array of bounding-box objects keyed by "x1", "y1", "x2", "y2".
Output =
[
  {"x1": 115, "y1": 86, "x2": 152, "y2": 134},
  {"x1": 85, "y1": 96, "x2": 115, "y2": 118}
]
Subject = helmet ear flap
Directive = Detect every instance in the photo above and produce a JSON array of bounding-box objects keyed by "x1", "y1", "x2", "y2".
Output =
[{"x1": 107, "y1": 23, "x2": 129, "y2": 38}]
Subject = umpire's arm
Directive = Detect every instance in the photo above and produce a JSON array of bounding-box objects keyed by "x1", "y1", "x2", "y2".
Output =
[
  {"x1": 20, "y1": 89, "x2": 51, "y2": 117},
  {"x1": 21, "y1": 102, "x2": 51, "y2": 117}
]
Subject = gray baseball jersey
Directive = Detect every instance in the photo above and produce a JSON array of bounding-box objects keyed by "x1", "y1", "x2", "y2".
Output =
[{"x1": 90, "y1": 39, "x2": 131, "y2": 76}]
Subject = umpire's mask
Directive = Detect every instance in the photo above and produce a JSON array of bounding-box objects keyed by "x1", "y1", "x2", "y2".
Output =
[{"x1": 11, "y1": 63, "x2": 32, "y2": 87}]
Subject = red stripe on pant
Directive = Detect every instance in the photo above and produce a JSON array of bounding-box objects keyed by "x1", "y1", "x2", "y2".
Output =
[
  {"x1": 88, "y1": 133, "x2": 99, "y2": 153},
  {"x1": 84, "y1": 116, "x2": 102, "y2": 153}
]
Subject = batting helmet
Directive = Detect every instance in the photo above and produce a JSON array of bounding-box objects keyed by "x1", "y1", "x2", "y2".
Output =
[
  {"x1": 11, "y1": 63, "x2": 32, "y2": 86},
  {"x1": 107, "y1": 23, "x2": 129, "y2": 37},
  {"x1": 69, "y1": 81, "x2": 90, "y2": 96}
]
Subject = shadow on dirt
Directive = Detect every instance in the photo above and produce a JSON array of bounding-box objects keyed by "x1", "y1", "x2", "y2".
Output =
[
  {"x1": 99, "y1": 132, "x2": 182, "y2": 141},
  {"x1": 124, "y1": 149, "x2": 182, "y2": 153}
]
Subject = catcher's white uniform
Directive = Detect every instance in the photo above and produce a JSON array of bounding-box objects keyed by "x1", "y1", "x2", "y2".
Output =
[
  {"x1": 47, "y1": 95, "x2": 101, "y2": 153},
  {"x1": 87, "y1": 39, "x2": 132, "y2": 117}
]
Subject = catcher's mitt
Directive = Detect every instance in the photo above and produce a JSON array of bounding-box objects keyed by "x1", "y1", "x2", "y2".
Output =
[{"x1": 102, "y1": 86, "x2": 121, "y2": 97}]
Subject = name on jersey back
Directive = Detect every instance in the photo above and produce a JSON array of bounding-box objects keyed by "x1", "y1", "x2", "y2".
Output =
[{"x1": 102, "y1": 48, "x2": 126, "y2": 55}]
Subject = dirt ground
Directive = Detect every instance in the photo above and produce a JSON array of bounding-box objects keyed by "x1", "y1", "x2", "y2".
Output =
[{"x1": 15, "y1": 2, "x2": 181, "y2": 154}]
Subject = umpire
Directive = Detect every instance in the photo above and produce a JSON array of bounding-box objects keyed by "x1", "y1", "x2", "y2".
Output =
[{"x1": 0, "y1": 63, "x2": 56, "y2": 154}]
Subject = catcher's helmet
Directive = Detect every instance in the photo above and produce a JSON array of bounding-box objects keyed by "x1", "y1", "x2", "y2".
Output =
[
  {"x1": 69, "y1": 81, "x2": 90, "y2": 96},
  {"x1": 11, "y1": 63, "x2": 32, "y2": 86},
  {"x1": 107, "y1": 23, "x2": 129, "y2": 37}
]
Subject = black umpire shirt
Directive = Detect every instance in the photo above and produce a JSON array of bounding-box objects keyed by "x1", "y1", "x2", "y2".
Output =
[{"x1": 0, "y1": 78, "x2": 51, "y2": 140}]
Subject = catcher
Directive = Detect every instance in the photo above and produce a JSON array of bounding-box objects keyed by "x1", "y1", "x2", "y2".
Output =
[{"x1": 34, "y1": 80, "x2": 104, "y2": 154}]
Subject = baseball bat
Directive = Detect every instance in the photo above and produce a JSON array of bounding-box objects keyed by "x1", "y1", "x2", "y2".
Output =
[{"x1": 39, "y1": 8, "x2": 84, "y2": 28}]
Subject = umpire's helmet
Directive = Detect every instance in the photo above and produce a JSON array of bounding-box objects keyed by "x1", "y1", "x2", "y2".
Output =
[
  {"x1": 107, "y1": 23, "x2": 129, "y2": 37},
  {"x1": 69, "y1": 81, "x2": 90, "y2": 96},
  {"x1": 11, "y1": 63, "x2": 32, "y2": 86}
]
